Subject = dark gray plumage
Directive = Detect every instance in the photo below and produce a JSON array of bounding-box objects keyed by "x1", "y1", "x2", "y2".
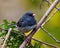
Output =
[{"x1": 17, "y1": 12, "x2": 37, "y2": 33}]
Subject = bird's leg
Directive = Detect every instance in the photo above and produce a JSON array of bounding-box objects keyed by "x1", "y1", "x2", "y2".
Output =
[{"x1": 22, "y1": 33, "x2": 32, "y2": 47}]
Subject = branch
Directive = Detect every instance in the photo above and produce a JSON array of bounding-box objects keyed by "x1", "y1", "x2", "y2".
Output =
[
  {"x1": 16, "y1": 32, "x2": 57, "y2": 48},
  {"x1": 41, "y1": 8, "x2": 60, "y2": 43},
  {"x1": 46, "y1": 0, "x2": 60, "y2": 11},
  {"x1": 41, "y1": 26, "x2": 60, "y2": 43},
  {"x1": 1, "y1": 28, "x2": 12, "y2": 48},
  {"x1": 40, "y1": 7, "x2": 60, "y2": 43},
  {"x1": 32, "y1": 38, "x2": 57, "y2": 48},
  {"x1": 19, "y1": 0, "x2": 60, "y2": 48},
  {"x1": 41, "y1": 8, "x2": 58, "y2": 27}
]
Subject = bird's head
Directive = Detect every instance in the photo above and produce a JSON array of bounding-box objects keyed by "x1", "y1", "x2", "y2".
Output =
[{"x1": 25, "y1": 12, "x2": 35, "y2": 17}]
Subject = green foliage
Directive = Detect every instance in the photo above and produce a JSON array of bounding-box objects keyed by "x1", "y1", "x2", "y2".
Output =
[
  {"x1": 33, "y1": 43, "x2": 41, "y2": 48},
  {"x1": 29, "y1": 0, "x2": 46, "y2": 7},
  {"x1": 3, "y1": 19, "x2": 9, "y2": 29},
  {"x1": 0, "y1": 19, "x2": 40, "y2": 48},
  {"x1": 31, "y1": 0, "x2": 40, "y2": 4}
]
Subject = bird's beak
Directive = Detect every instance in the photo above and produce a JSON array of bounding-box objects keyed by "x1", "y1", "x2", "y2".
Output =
[{"x1": 33, "y1": 13, "x2": 35, "y2": 16}]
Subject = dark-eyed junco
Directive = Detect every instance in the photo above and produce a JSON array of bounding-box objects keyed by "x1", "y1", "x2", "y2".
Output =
[{"x1": 17, "y1": 12, "x2": 37, "y2": 33}]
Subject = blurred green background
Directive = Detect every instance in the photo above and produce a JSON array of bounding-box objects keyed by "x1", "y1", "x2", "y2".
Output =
[{"x1": 0, "y1": 0, "x2": 60, "y2": 48}]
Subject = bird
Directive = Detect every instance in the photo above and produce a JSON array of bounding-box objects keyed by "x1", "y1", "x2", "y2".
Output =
[{"x1": 16, "y1": 12, "x2": 37, "y2": 33}]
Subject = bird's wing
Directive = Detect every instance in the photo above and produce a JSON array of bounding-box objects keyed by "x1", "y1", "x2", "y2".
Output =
[
  {"x1": 24, "y1": 16, "x2": 36, "y2": 26},
  {"x1": 17, "y1": 16, "x2": 37, "y2": 27}
]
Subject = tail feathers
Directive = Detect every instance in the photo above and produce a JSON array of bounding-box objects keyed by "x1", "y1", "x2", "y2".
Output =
[{"x1": 9, "y1": 24, "x2": 17, "y2": 27}]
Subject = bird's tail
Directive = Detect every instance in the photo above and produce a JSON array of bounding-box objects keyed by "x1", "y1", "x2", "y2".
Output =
[{"x1": 9, "y1": 24, "x2": 17, "y2": 28}]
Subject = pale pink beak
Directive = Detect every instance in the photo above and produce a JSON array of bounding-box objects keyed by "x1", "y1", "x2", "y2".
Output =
[{"x1": 33, "y1": 13, "x2": 35, "y2": 16}]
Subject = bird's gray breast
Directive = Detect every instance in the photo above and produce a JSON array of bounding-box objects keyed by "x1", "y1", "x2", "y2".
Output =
[
  {"x1": 17, "y1": 26, "x2": 31, "y2": 33},
  {"x1": 17, "y1": 25, "x2": 36, "y2": 33}
]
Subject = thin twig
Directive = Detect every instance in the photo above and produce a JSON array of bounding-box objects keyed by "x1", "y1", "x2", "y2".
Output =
[
  {"x1": 19, "y1": 0, "x2": 59, "y2": 48},
  {"x1": 41, "y1": 26, "x2": 60, "y2": 43},
  {"x1": 32, "y1": 38, "x2": 57, "y2": 48},
  {"x1": 1, "y1": 28, "x2": 12, "y2": 48},
  {"x1": 46, "y1": 0, "x2": 60, "y2": 11}
]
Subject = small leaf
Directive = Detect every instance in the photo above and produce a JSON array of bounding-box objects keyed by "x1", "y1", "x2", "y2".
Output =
[
  {"x1": 34, "y1": 43, "x2": 40, "y2": 48},
  {"x1": 3, "y1": 19, "x2": 9, "y2": 24},
  {"x1": 0, "y1": 24, "x2": 4, "y2": 27},
  {"x1": 11, "y1": 21, "x2": 16, "y2": 24}
]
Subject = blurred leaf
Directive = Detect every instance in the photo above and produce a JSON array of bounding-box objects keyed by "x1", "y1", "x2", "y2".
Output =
[
  {"x1": 0, "y1": 24, "x2": 4, "y2": 27},
  {"x1": 11, "y1": 21, "x2": 16, "y2": 24},
  {"x1": 3, "y1": 19, "x2": 9, "y2": 24},
  {"x1": 34, "y1": 43, "x2": 40, "y2": 48},
  {"x1": 29, "y1": 0, "x2": 40, "y2": 6},
  {"x1": 3, "y1": 19, "x2": 9, "y2": 29},
  {"x1": 26, "y1": 43, "x2": 33, "y2": 48}
]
